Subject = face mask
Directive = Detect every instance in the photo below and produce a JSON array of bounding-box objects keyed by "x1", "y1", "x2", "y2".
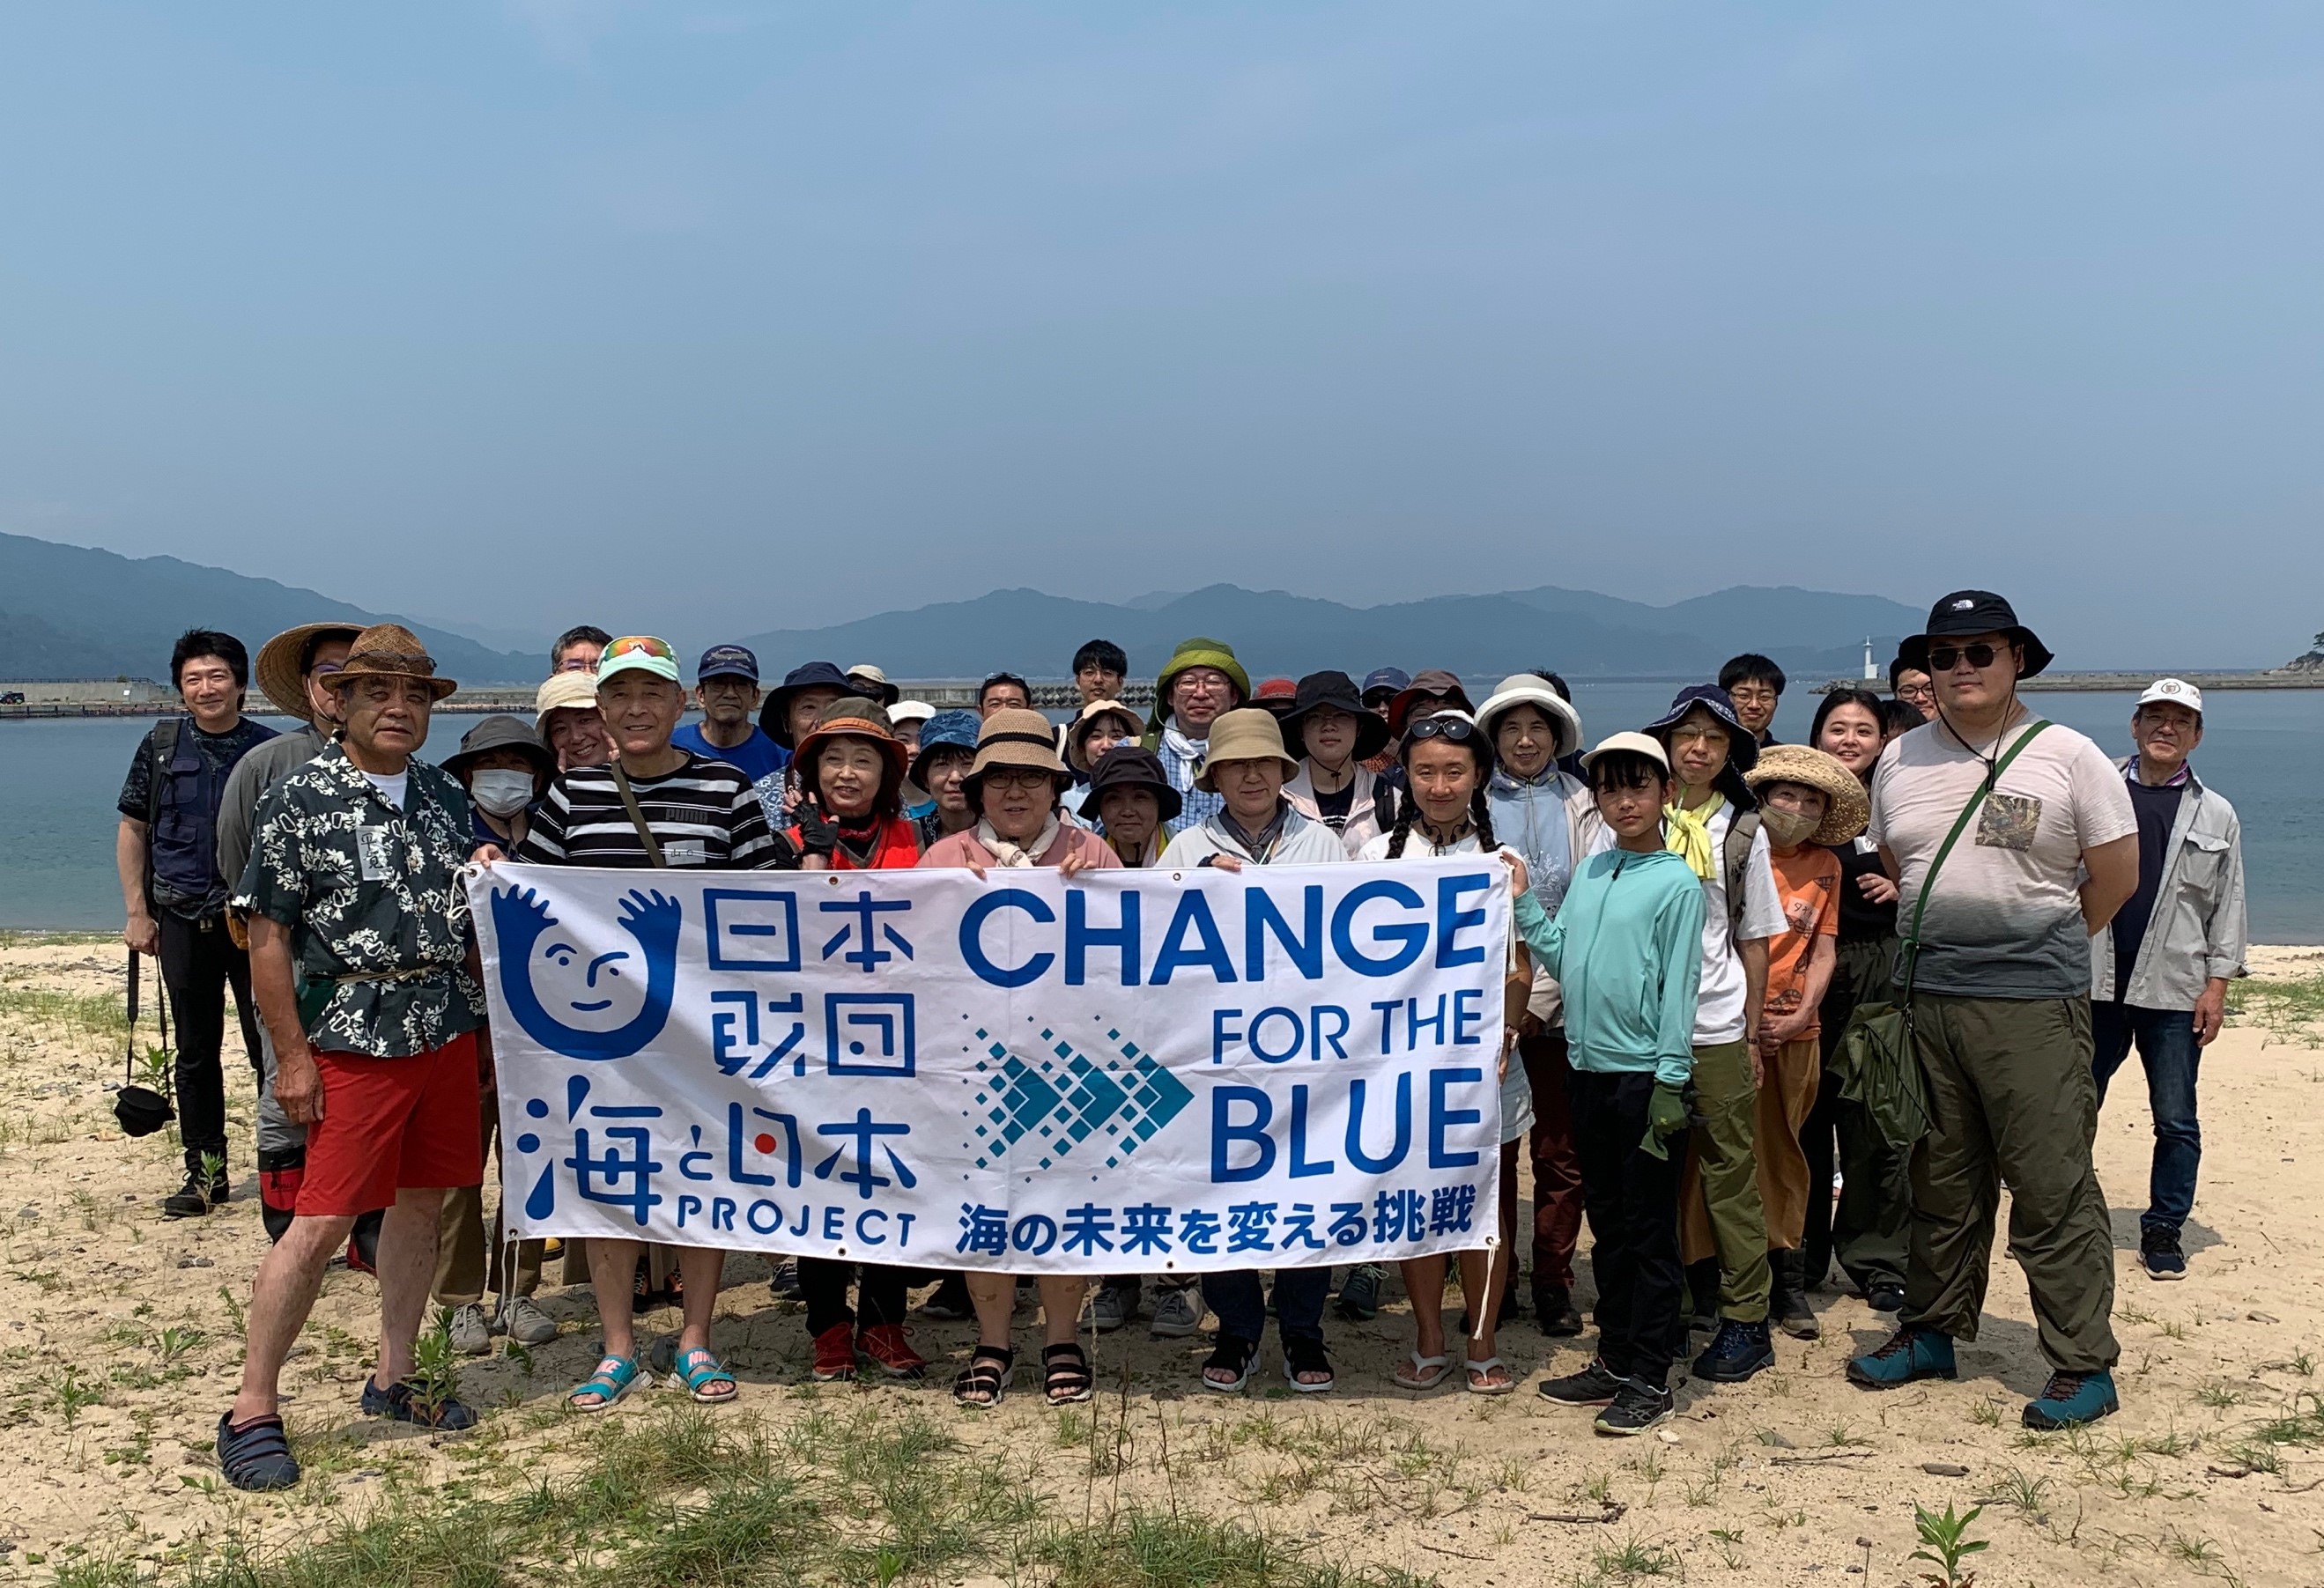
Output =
[
  {"x1": 1760, "y1": 807, "x2": 1821, "y2": 848},
  {"x1": 470, "y1": 770, "x2": 536, "y2": 817}
]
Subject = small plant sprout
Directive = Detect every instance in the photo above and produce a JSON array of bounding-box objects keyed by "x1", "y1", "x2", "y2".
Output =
[
  {"x1": 1909, "y1": 1499, "x2": 1988, "y2": 1588},
  {"x1": 874, "y1": 1544, "x2": 907, "y2": 1588},
  {"x1": 411, "y1": 1308, "x2": 463, "y2": 1427}
]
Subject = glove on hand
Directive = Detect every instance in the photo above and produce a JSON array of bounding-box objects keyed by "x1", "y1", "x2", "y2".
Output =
[
  {"x1": 1639, "y1": 1080, "x2": 1691, "y2": 1161},
  {"x1": 795, "y1": 797, "x2": 840, "y2": 858}
]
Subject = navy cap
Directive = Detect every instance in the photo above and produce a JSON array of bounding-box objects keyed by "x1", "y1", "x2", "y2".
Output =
[
  {"x1": 696, "y1": 644, "x2": 759, "y2": 684},
  {"x1": 1360, "y1": 667, "x2": 1410, "y2": 701}
]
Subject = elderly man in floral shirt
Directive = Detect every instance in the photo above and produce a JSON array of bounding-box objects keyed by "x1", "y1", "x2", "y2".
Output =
[{"x1": 217, "y1": 624, "x2": 489, "y2": 1491}]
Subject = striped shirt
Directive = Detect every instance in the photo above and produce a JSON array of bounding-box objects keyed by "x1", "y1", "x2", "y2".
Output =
[{"x1": 516, "y1": 753, "x2": 787, "y2": 870}]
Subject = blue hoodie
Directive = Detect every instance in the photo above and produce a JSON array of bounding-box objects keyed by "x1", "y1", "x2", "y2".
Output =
[{"x1": 1513, "y1": 845, "x2": 1705, "y2": 1088}]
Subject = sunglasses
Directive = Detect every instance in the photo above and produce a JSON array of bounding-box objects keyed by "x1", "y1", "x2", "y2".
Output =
[
  {"x1": 605, "y1": 635, "x2": 676, "y2": 661},
  {"x1": 1927, "y1": 643, "x2": 2003, "y2": 672},
  {"x1": 1406, "y1": 715, "x2": 1482, "y2": 745}
]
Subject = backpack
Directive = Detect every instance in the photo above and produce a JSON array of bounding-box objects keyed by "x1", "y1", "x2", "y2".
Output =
[{"x1": 1718, "y1": 808, "x2": 1763, "y2": 940}]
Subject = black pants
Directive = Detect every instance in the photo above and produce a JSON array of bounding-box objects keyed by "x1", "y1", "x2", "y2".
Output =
[
  {"x1": 1802, "y1": 936, "x2": 1909, "y2": 1294},
  {"x1": 1203, "y1": 1266, "x2": 1331, "y2": 1347},
  {"x1": 1569, "y1": 1069, "x2": 1684, "y2": 1388},
  {"x1": 798, "y1": 1259, "x2": 910, "y2": 1337},
  {"x1": 159, "y1": 912, "x2": 261, "y2": 1171}
]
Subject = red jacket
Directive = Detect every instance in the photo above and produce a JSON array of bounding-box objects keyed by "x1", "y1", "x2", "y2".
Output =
[{"x1": 789, "y1": 816, "x2": 921, "y2": 870}]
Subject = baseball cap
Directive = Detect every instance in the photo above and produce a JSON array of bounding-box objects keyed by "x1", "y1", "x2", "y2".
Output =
[
  {"x1": 2136, "y1": 677, "x2": 2203, "y2": 714},
  {"x1": 597, "y1": 634, "x2": 682, "y2": 684},
  {"x1": 696, "y1": 644, "x2": 759, "y2": 684}
]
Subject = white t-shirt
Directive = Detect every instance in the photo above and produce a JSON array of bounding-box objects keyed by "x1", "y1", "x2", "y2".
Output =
[
  {"x1": 362, "y1": 769, "x2": 411, "y2": 810},
  {"x1": 1869, "y1": 715, "x2": 2135, "y2": 999},
  {"x1": 1588, "y1": 801, "x2": 1783, "y2": 1047}
]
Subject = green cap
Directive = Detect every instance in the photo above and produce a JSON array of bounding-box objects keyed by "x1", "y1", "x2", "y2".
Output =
[{"x1": 596, "y1": 634, "x2": 683, "y2": 685}]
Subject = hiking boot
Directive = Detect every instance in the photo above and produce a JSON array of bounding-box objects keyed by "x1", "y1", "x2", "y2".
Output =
[
  {"x1": 919, "y1": 1273, "x2": 974, "y2": 1320},
  {"x1": 2022, "y1": 1370, "x2": 2120, "y2": 1431},
  {"x1": 1336, "y1": 1263, "x2": 1387, "y2": 1322},
  {"x1": 1532, "y1": 1281, "x2": 1584, "y2": 1338},
  {"x1": 810, "y1": 1322, "x2": 858, "y2": 1382},
  {"x1": 1683, "y1": 1257, "x2": 1721, "y2": 1333},
  {"x1": 446, "y1": 1304, "x2": 492, "y2": 1356},
  {"x1": 1847, "y1": 1326, "x2": 1958, "y2": 1389},
  {"x1": 1691, "y1": 1318, "x2": 1774, "y2": 1384},
  {"x1": 1537, "y1": 1356, "x2": 1627, "y2": 1407},
  {"x1": 856, "y1": 1324, "x2": 928, "y2": 1380},
  {"x1": 497, "y1": 1296, "x2": 559, "y2": 1346},
  {"x1": 2139, "y1": 1228, "x2": 2187, "y2": 1281},
  {"x1": 1771, "y1": 1251, "x2": 1819, "y2": 1340},
  {"x1": 162, "y1": 1166, "x2": 227, "y2": 1220},
  {"x1": 1865, "y1": 1281, "x2": 1906, "y2": 1314},
  {"x1": 1150, "y1": 1284, "x2": 1204, "y2": 1338},
  {"x1": 1593, "y1": 1377, "x2": 1676, "y2": 1437}
]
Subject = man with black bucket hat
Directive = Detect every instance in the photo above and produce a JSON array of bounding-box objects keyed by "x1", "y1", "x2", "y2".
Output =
[{"x1": 1847, "y1": 592, "x2": 2140, "y2": 1432}]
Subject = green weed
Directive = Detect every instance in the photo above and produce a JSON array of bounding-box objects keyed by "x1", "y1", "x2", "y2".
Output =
[{"x1": 1909, "y1": 1500, "x2": 1987, "y2": 1588}]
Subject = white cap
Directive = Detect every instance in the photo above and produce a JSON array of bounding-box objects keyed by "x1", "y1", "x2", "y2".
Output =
[
  {"x1": 2136, "y1": 677, "x2": 2203, "y2": 714},
  {"x1": 889, "y1": 699, "x2": 936, "y2": 725}
]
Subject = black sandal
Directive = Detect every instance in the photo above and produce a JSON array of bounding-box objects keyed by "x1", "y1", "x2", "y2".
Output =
[
  {"x1": 1282, "y1": 1336, "x2": 1335, "y2": 1394},
  {"x1": 1201, "y1": 1334, "x2": 1258, "y2": 1393},
  {"x1": 1042, "y1": 1341, "x2": 1094, "y2": 1406},
  {"x1": 952, "y1": 1344, "x2": 1013, "y2": 1409}
]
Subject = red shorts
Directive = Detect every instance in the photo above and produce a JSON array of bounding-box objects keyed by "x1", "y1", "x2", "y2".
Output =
[{"x1": 297, "y1": 1030, "x2": 485, "y2": 1217}]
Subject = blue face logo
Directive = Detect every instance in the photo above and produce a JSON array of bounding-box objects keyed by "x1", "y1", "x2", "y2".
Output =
[{"x1": 492, "y1": 886, "x2": 682, "y2": 1060}]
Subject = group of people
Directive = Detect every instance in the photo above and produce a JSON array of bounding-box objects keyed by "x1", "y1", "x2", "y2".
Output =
[{"x1": 108, "y1": 589, "x2": 2246, "y2": 1490}]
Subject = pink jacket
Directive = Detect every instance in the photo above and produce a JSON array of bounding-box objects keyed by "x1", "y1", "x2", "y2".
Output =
[{"x1": 918, "y1": 824, "x2": 1121, "y2": 871}]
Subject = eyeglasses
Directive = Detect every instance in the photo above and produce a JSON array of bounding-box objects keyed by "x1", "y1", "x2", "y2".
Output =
[
  {"x1": 1927, "y1": 643, "x2": 2002, "y2": 672},
  {"x1": 555, "y1": 656, "x2": 596, "y2": 674},
  {"x1": 1895, "y1": 683, "x2": 1935, "y2": 701},
  {"x1": 982, "y1": 768, "x2": 1057, "y2": 791}
]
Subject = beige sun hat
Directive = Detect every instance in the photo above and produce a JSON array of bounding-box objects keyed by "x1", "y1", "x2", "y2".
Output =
[
  {"x1": 534, "y1": 669, "x2": 602, "y2": 728},
  {"x1": 962, "y1": 706, "x2": 1071, "y2": 800},
  {"x1": 1475, "y1": 674, "x2": 1585, "y2": 761},
  {"x1": 1580, "y1": 731, "x2": 1672, "y2": 776},
  {"x1": 255, "y1": 621, "x2": 365, "y2": 723},
  {"x1": 1195, "y1": 708, "x2": 1301, "y2": 791},
  {"x1": 1743, "y1": 743, "x2": 1870, "y2": 846}
]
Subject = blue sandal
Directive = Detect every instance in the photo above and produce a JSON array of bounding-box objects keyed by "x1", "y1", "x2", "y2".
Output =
[
  {"x1": 675, "y1": 1347, "x2": 738, "y2": 1404},
  {"x1": 217, "y1": 1412, "x2": 301, "y2": 1491},
  {"x1": 569, "y1": 1354, "x2": 650, "y2": 1412}
]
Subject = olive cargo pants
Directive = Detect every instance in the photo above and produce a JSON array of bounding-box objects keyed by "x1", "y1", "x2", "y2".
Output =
[
  {"x1": 1901, "y1": 993, "x2": 2120, "y2": 1373},
  {"x1": 1678, "y1": 1038, "x2": 1771, "y2": 1323}
]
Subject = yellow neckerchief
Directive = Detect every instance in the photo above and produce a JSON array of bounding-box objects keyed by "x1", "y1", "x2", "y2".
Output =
[{"x1": 1663, "y1": 790, "x2": 1726, "y2": 879}]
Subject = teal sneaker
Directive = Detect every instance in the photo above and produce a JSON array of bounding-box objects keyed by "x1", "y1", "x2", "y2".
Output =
[
  {"x1": 2021, "y1": 1370, "x2": 2119, "y2": 1430},
  {"x1": 1845, "y1": 1326, "x2": 1957, "y2": 1389}
]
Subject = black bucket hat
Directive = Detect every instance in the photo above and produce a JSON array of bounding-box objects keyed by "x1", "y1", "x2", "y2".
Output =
[
  {"x1": 1896, "y1": 590, "x2": 2055, "y2": 681},
  {"x1": 1280, "y1": 670, "x2": 1390, "y2": 762},
  {"x1": 1083, "y1": 744, "x2": 1183, "y2": 825},
  {"x1": 1644, "y1": 683, "x2": 1758, "y2": 804},
  {"x1": 441, "y1": 714, "x2": 556, "y2": 785},
  {"x1": 759, "y1": 661, "x2": 854, "y2": 748}
]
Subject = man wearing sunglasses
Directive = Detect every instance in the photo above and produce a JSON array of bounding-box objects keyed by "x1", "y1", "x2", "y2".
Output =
[{"x1": 1849, "y1": 592, "x2": 2139, "y2": 1432}]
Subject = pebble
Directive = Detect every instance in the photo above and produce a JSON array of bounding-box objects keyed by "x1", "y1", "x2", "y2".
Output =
[
  {"x1": 1919, "y1": 1462, "x2": 1971, "y2": 1478},
  {"x1": 176, "y1": 1255, "x2": 213, "y2": 1269},
  {"x1": 17, "y1": 1206, "x2": 38, "y2": 1221}
]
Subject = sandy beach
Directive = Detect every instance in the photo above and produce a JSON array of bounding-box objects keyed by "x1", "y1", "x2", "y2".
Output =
[{"x1": 4, "y1": 933, "x2": 2322, "y2": 1586}]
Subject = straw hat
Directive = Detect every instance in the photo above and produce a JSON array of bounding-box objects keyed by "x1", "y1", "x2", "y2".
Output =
[
  {"x1": 326, "y1": 624, "x2": 456, "y2": 701},
  {"x1": 1195, "y1": 708, "x2": 1301, "y2": 791},
  {"x1": 792, "y1": 697, "x2": 910, "y2": 798},
  {"x1": 254, "y1": 621, "x2": 364, "y2": 723},
  {"x1": 963, "y1": 707, "x2": 1071, "y2": 801},
  {"x1": 1743, "y1": 744, "x2": 1870, "y2": 846}
]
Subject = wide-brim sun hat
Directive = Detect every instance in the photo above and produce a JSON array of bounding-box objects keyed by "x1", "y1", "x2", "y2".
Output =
[
  {"x1": 327, "y1": 623, "x2": 457, "y2": 701},
  {"x1": 909, "y1": 708, "x2": 982, "y2": 787},
  {"x1": 845, "y1": 663, "x2": 901, "y2": 705},
  {"x1": 1896, "y1": 590, "x2": 2055, "y2": 681},
  {"x1": 442, "y1": 714, "x2": 556, "y2": 785},
  {"x1": 1475, "y1": 674, "x2": 1585, "y2": 762},
  {"x1": 535, "y1": 669, "x2": 601, "y2": 728},
  {"x1": 1280, "y1": 670, "x2": 1391, "y2": 762},
  {"x1": 1195, "y1": 707, "x2": 1302, "y2": 791},
  {"x1": 1643, "y1": 683, "x2": 1759, "y2": 776},
  {"x1": 1743, "y1": 743, "x2": 1870, "y2": 846},
  {"x1": 1386, "y1": 668, "x2": 1474, "y2": 735},
  {"x1": 1580, "y1": 731, "x2": 1672, "y2": 776},
  {"x1": 1067, "y1": 699, "x2": 1145, "y2": 774},
  {"x1": 1084, "y1": 743, "x2": 1184, "y2": 824},
  {"x1": 255, "y1": 621, "x2": 364, "y2": 723},
  {"x1": 1148, "y1": 637, "x2": 1252, "y2": 734},
  {"x1": 759, "y1": 661, "x2": 855, "y2": 747},
  {"x1": 792, "y1": 696, "x2": 909, "y2": 800},
  {"x1": 963, "y1": 706, "x2": 1073, "y2": 801}
]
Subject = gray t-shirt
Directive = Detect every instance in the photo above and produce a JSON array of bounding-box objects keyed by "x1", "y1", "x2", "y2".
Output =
[{"x1": 1869, "y1": 717, "x2": 2135, "y2": 999}]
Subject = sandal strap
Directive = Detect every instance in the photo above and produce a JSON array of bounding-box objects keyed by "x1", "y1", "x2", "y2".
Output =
[
  {"x1": 676, "y1": 1348, "x2": 734, "y2": 1387},
  {"x1": 1283, "y1": 1338, "x2": 1333, "y2": 1375},
  {"x1": 218, "y1": 1414, "x2": 292, "y2": 1478},
  {"x1": 1203, "y1": 1335, "x2": 1258, "y2": 1373},
  {"x1": 1042, "y1": 1343, "x2": 1092, "y2": 1382}
]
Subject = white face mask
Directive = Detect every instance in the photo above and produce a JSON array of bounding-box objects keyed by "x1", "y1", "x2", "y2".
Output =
[
  {"x1": 1760, "y1": 806, "x2": 1822, "y2": 848},
  {"x1": 470, "y1": 770, "x2": 536, "y2": 817}
]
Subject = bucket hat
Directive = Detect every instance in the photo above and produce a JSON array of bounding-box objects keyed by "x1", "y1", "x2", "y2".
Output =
[
  {"x1": 1195, "y1": 708, "x2": 1302, "y2": 791},
  {"x1": 1896, "y1": 590, "x2": 2055, "y2": 680},
  {"x1": 696, "y1": 644, "x2": 760, "y2": 684},
  {"x1": 845, "y1": 663, "x2": 900, "y2": 705},
  {"x1": 1360, "y1": 667, "x2": 1410, "y2": 705},
  {"x1": 326, "y1": 624, "x2": 457, "y2": 701},
  {"x1": 596, "y1": 635, "x2": 682, "y2": 685},
  {"x1": 1279, "y1": 670, "x2": 1390, "y2": 762},
  {"x1": 1475, "y1": 673, "x2": 1585, "y2": 761},
  {"x1": 1066, "y1": 699, "x2": 1145, "y2": 774},
  {"x1": 792, "y1": 697, "x2": 909, "y2": 802},
  {"x1": 908, "y1": 708, "x2": 981, "y2": 787},
  {"x1": 962, "y1": 707, "x2": 1072, "y2": 802},
  {"x1": 1148, "y1": 637, "x2": 1251, "y2": 734},
  {"x1": 1743, "y1": 743, "x2": 1869, "y2": 846},
  {"x1": 1386, "y1": 668, "x2": 1474, "y2": 735},
  {"x1": 1643, "y1": 683, "x2": 1760, "y2": 777},
  {"x1": 1580, "y1": 731, "x2": 1673, "y2": 776},
  {"x1": 759, "y1": 661, "x2": 855, "y2": 747},
  {"x1": 1084, "y1": 744, "x2": 1183, "y2": 824},
  {"x1": 534, "y1": 669, "x2": 601, "y2": 728},
  {"x1": 442, "y1": 714, "x2": 556, "y2": 785},
  {"x1": 255, "y1": 621, "x2": 364, "y2": 723}
]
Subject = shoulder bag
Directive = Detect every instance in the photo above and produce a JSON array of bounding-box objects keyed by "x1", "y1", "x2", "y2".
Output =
[
  {"x1": 608, "y1": 761, "x2": 668, "y2": 867},
  {"x1": 112, "y1": 949, "x2": 176, "y2": 1137}
]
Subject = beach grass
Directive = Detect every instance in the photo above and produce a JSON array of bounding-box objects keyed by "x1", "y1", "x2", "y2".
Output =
[{"x1": 2231, "y1": 972, "x2": 2324, "y2": 1044}]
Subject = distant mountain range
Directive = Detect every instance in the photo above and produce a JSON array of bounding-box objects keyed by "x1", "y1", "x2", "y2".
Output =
[{"x1": 0, "y1": 530, "x2": 1925, "y2": 685}]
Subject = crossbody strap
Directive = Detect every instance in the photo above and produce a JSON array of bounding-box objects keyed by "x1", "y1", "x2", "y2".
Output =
[
  {"x1": 1899, "y1": 719, "x2": 2050, "y2": 994},
  {"x1": 607, "y1": 762, "x2": 667, "y2": 868}
]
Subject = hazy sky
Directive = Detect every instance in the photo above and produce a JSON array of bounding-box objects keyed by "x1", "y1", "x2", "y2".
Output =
[{"x1": 4, "y1": 4, "x2": 2320, "y2": 667}]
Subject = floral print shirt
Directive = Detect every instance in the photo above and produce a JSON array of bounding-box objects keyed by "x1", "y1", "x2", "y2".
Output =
[{"x1": 233, "y1": 742, "x2": 485, "y2": 1058}]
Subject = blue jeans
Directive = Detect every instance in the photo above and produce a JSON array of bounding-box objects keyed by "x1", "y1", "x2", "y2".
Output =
[
  {"x1": 1202, "y1": 1267, "x2": 1330, "y2": 1346},
  {"x1": 2090, "y1": 1002, "x2": 2202, "y2": 1236}
]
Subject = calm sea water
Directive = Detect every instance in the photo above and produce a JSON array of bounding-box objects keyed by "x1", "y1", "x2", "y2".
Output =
[{"x1": 8, "y1": 684, "x2": 2319, "y2": 941}]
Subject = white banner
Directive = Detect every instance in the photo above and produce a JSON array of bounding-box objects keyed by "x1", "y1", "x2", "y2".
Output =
[{"x1": 471, "y1": 857, "x2": 1508, "y2": 1275}]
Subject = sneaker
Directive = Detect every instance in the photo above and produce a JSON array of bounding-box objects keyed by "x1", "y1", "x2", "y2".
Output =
[
  {"x1": 856, "y1": 1323, "x2": 928, "y2": 1380},
  {"x1": 1865, "y1": 1281, "x2": 1906, "y2": 1314},
  {"x1": 445, "y1": 1304, "x2": 492, "y2": 1356},
  {"x1": 1846, "y1": 1326, "x2": 1958, "y2": 1389},
  {"x1": 1086, "y1": 1286, "x2": 1128, "y2": 1333},
  {"x1": 1537, "y1": 1356, "x2": 1627, "y2": 1407},
  {"x1": 769, "y1": 1259, "x2": 802, "y2": 1299},
  {"x1": 162, "y1": 1167, "x2": 226, "y2": 1220},
  {"x1": 1336, "y1": 1263, "x2": 1386, "y2": 1322},
  {"x1": 1532, "y1": 1281, "x2": 1585, "y2": 1338},
  {"x1": 2140, "y1": 1228, "x2": 2187, "y2": 1281},
  {"x1": 1691, "y1": 1318, "x2": 1774, "y2": 1384},
  {"x1": 1150, "y1": 1285, "x2": 1204, "y2": 1338},
  {"x1": 497, "y1": 1296, "x2": 559, "y2": 1346},
  {"x1": 810, "y1": 1322, "x2": 858, "y2": 1381},
  {"x1": 2022, "y1": 1369, "x2": 2120, "y2": 1431},
  {"x1": 920, "y1": 1273, "x2": 974, "y2": 1320},
  {"x1": 1593, "y1": 1377, "x2": 1676, "y2": 1437}
]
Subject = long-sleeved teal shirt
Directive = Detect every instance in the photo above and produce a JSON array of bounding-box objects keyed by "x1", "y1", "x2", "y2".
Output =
[{"x1": 1513, "y1": 846, "x2": 1705, "y2": 1088}]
